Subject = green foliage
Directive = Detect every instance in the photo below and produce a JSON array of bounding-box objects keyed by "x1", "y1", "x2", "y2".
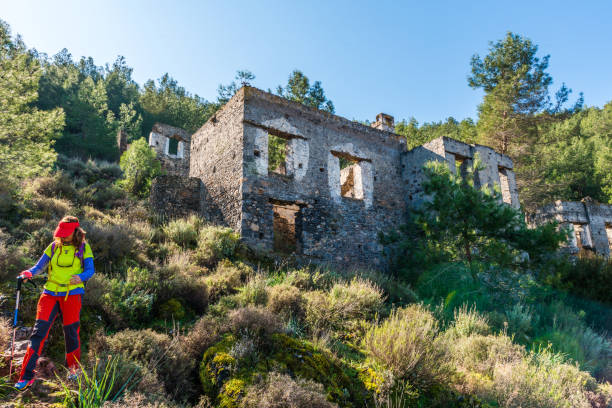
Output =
[
  {"x1": 217, "y1": 70, "x2": 256, "y2": 104},
  {"x1": 267, "y1": 134, "x2": 287, "y2": 174},
  {"x1": 0, "y1": 19, "x2": 64, "y2": 186},
  {"x1": 119, "y1": 138, "x2": 162, "y2": 197},
  {"x1": 396, "y1": 117, "x2": 477, "y2": 150},
  {"x1": 195, "y1": 226, "x2": 242, "y2": 267},
  {"x1": 200, "y1": 333, "x2": 369, "y2": 407},
  {"x1": 164, "y1": 215, "x2": 202, "y2": 249},
  {"x1": 305, "y1": 278, "x2": 384, "y2": 335},
  {"x1": 90, "y1": 329, "x2": 197, "y2": 402},
  {"x1": 58, "y1": 356, "x2": 123, "y2": 408},
  {"x1": 363, "y1": 305, "x2": 452, "y2": 390},
  {"x1": 383, "y1": 159, "x2": 566, "y2": 277},
  {"x1": 276, "y1": 70, "x2": 335, "y2": 113},
  {"x1": 140, "y1": 73, "x2": 218, "y2": 133}
]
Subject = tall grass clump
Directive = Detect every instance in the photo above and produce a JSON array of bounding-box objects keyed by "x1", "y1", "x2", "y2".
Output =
[
  {"x1": 164, "y1": 215, "x2": 202, "y2": 249},
  {"x1": 305, "y1": 277, "x2": 384, "y2": 334},
  {"x1": 59, "y1": 356, "x2": 124, "y2": 408},
  {"x1": 492, "y1": 348, "x2": 599, "y2": 408},
  {"x1": 195, "y1": 225, "x2": 241, "y2": 267},
  {"x1": 363, "y1": 304, "x2": 451, "y2": 390}
]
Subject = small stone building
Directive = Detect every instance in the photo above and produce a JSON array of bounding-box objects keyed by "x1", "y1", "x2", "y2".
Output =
[
  {"x1": 150, "y1": 86, "x2": 519, "y2": 268},
  {"x1": 529, "y1": 198, "x2": 612, "y2": 257},
  {"x1": 149, "y1": 123, "x2": 191, "y2": 176}
]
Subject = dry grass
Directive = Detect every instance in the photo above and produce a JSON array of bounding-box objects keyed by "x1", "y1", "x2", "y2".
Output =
[
  {"x1": 0, "y1": 317, "x2": 10, "y2": 352},
  {"x1": 228, "y1": 306, "x2": 283, "y2": 340},
  {"x1": 241, "y1": 371, "x2": 337, "y2": 408},
  {"x1": 267, "y1": 284, "x2": 305, "y2": 320},
  {"x1": 205, "y1": 260, "x2": 253, "y2": 302}
]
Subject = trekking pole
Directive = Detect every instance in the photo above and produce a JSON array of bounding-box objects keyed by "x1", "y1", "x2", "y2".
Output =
[
  {"x1": 9, "y1": 276, "x2": 36, "y2": 379},
  {"x1": 8, "y1": 276, "x2": 24, "y2": 379}
]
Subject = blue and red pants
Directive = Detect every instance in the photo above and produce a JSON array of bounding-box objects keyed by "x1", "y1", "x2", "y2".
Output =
[{"x1": 18, "y1": 293, "x2": 82, "y2": 382}]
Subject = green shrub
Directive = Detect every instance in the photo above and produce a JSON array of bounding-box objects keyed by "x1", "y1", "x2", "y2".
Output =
[
  {"x1": 492, "y1": 349, "x2": 598, "y2": 408},
  {"x1": 283, "y1": 268, "x2": 316, "y2": 290},
  {"x1": 59, "y1": 155, "x2": 123, "y2": 184},
  {"x1": 205, "y1": 260, "x2": 253, "y2": 302},
  {"x1": 445, "y1": 305, "x2": 491, "y2": 339},
  {"x1": 27, "y1": 173, "x2": 77, "y2": 200},
  {"x1": 88, "y1": 268, "x2": 158, "y2": 328},
  {"x1": 449, "y1": 334, "x2": 524, "y2": 379},
  {"x1": 363, "y1": 304, "x2": 452, "y2": 390},
  {"x1": 504, "y1": 303, "x2": 538, "y2": 342},
  {"x1": 305, "y1": 278, "x2": 384, "y2": 334},
  {"x1": 0, "y1": 240, "x2": 29, "y2": 282},
  {"x1": 78, "y1": 180, "x2": 127, "y2": 209},
  {"x1": 29, "y1": 196, "x2": 73, "y2": 220},
  {"x1": 200, "y1": 333, "x2": 369, "y2": 407},
  {"x1": 158, "y1": 298, "x2": 186, "y2": 320},
  {"x1": 195, "y1": 226, "x2": 241, "y2": 267},
  {"x1": 228, "y1": 306, "x2": 283, "y2": 342},
  {"x1": 164, "y1": 215, "x2": 201, "y2": 249},
  {"x1": 83, "y1": 220, "x2": 137, "y2": 266},
  {"x1": 238, "y1": 274, "x2": 268, "y2": 306},
  {"x1": 267, "y1": 284, "x2": 305, "y2": 321},
  {"x1": 543, "y1": 251, "x2": 612, "y2": 304},
  {"x1": 241, "y1": 371, "x2": 337, "y2": 408},
  {"x1": 91, "y1": 329, "x2": 197, "y2": 402},
  {"x1": 119, "y1": 138, "x2": 162, "y2": 198}
]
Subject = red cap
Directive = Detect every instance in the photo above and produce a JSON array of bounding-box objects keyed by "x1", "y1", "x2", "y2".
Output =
[{"x1": 54, "y1": 221, "x2": 79, "y2": 238}]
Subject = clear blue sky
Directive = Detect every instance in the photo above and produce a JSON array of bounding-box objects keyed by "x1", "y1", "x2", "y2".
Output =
[{"x1": 3, "y1": 0, "x2": 611, "y2": 124}]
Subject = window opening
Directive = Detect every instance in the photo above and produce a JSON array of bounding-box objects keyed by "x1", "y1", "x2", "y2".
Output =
[
  {"x1": 268, "y1": 134, "x2": 288, "y2": 175},
  {"x1": 606, "y1": 223, "x2": 612, "y2": 251},
  {"x1": 272, "y1": 202, "x2": 301, "y2": 254},
  {"x1": 338, "y1": 155, "x2": 363, "y2": 200},
  {"x1": 573, "y1": 223, "x2": 593, "y2": 249},
  {"x1": 168, "y1": 138, "x2": 179, "y2": 156}
]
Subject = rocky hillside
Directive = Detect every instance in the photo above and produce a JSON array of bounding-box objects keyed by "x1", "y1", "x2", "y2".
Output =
[{"x1": 1, "y1": 156, "x2": 612, "y2": 408}]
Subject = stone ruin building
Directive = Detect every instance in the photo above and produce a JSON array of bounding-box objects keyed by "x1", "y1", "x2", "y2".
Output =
[
  {"x1": 528, "y1": 198, "x2": 612, "y2": 258},
  {"x1": 150, "y1": 86, "x2": 521, "y2": 269}
]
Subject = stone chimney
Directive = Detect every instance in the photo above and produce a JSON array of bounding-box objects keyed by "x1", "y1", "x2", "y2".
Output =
[{"x1": 372, "y1": 113, "x2": 394, "y2": 132}]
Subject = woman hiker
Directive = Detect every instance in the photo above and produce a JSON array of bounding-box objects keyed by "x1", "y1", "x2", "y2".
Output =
[{"x1": 14, "y1": 216, "x2": 95, "y2": 390}]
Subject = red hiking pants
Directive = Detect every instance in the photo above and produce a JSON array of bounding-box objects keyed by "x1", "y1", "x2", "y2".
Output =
[{"x1": 18, "y1": 293, "x2": 82, "y2": 382}]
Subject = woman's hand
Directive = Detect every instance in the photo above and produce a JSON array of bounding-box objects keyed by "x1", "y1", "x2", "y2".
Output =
[
  {"x1": 18, "y1": 270, "x2": 32, "y2": 281},
  {"x1": 69, "y1": 275, "x2": 83, "y2": 285}
]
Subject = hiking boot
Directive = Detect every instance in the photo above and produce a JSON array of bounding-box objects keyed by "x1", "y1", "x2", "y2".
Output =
[{"x1": 14, "y1": 379, "x2": 35, "y2": 391}]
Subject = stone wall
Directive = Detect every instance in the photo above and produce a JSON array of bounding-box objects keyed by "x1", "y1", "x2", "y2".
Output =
[
  {"x1": 239, "y1": 87, "x2": 407, "y2": 269},
  {"x1": 149, "y1": 123, "x2": 191, "y2": 176},
  {"x1": 150, "y1": 175, "x2": 201, "y2": 219},
  {"x1": 402, "y1": 136, "x2": 520, "y2": 209},
  {"x1": 189, "y1": 92, "x2": 245, "y2": 230},
  {"x1": 529, "y1": 199, "x2": 612, "y2": 257}
]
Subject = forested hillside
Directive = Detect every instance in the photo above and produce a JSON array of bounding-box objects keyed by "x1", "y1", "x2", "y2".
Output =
[{"x1": 1, "y1": 18, "x2": 612, "y2": 408}]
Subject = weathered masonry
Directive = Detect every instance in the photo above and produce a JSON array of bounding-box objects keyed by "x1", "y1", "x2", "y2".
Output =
[
  {"x1": 151, "y1": 86, "x2": 519, "y2": 269},
  {"x1": 529, "y1": 198, "x2": 612, "y2": 258}
]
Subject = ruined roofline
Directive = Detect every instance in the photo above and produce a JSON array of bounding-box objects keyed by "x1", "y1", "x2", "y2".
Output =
[
  {"x1": 405, "y1": 135, "x2": 515, "y2": 169},
  {"x1": 151, "y1": 122, "x2": 191, "y2": 142},
  {"x1": 201, "y1": 85, "x2": 406, "y2": 146}
]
